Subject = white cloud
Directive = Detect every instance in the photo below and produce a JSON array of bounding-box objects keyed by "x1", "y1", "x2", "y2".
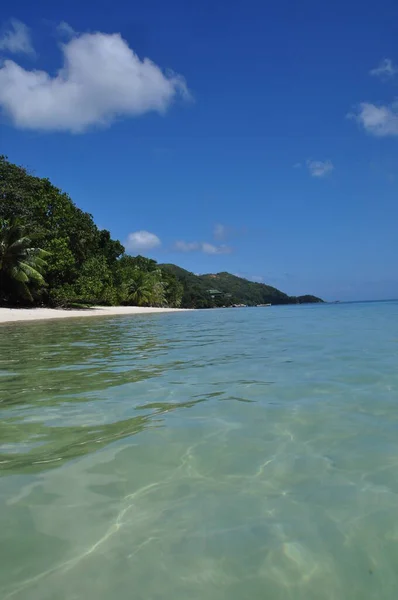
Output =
[
  {"x1": 0, "y1": 28, "x2": 190, "y2": 132},
  {"x1": 213, "y1": 224, "x2": 227, "y2": 240},
  {"x1": 351, "y1": 101, "x2": 398, "y2": 136},
  {"x1": 0, "y1": 19, "x2": 35, "y2": 56},
  {"x1": 306, "y1": 159, "x2": 334, "y2": 178},
  {"x1": 202, "y1": 242, "x2": 231, "y2": 255},
  {"x1": 293, "y1": 162, "x2": 302, "y2": 169},
  {"x1": 370, "y1": 59, "x2": 398, "y2": 79},
  {"x1": 125, "y1": 231, "x2": 161, "y2": 252},
  {"x1": 56, "y1": 21, "x2": 76, "y2": 39},
  {"x1": 174, "y1": 240, "x2": 232, "y2": 254},
  {"x1": 174, "y1": 241, "x2": 200, "y2": 252}
]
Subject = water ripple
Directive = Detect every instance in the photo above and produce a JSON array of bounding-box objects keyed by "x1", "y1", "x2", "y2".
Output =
[{"x1": 1, "y1": 303, "x2": 398, "y2": 599}]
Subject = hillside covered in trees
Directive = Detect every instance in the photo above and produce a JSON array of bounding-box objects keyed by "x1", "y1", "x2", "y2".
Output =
[
  {"x1": 160, "y1": 265, "x2": 322, "y2": 308},
  {"x1": 0, "y1": 156, "x2": 322, "y2": 309}
]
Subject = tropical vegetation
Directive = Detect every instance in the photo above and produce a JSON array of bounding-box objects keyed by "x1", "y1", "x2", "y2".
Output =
[
  {"x1": 160, "y1": 265, "x2": 323, "y2": 308},
  {"x1": 0, "y1": 156, "x2": 322, "y2": 308},
  {"x1": 0, "y1": 218, "x2": 49, "y2": 303}
]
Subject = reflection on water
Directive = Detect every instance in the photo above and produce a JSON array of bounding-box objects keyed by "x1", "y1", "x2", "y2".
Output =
[
  {"x1": 1, "y1": 304, "x2": 398, "y2": 599},
  {"x1": 0, "y1": 315, "x2": 200, "y2": 473}
]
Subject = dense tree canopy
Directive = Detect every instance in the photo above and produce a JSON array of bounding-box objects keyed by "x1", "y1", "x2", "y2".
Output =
[
  {"x1": 160, "y1": 265, "x2": 323, "y2": 308},
  {"x1": 0, "y1": 156, "x2": 322, "y2": 308},
  {"x1": 0, "y1": 156, "x2": 183, "y2": 308},
  {"x1": 0, "y1": 219, "x2": 49, "y2": 304}
]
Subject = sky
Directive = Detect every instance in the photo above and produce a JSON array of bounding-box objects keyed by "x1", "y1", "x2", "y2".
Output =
[{"x1": 0, "y1": 0, "x2": 397, "y2": 301}]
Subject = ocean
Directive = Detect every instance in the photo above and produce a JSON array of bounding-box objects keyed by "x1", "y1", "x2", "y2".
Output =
[{"x1": 1, "y1": 301, "x2": 398, "y2": 599}]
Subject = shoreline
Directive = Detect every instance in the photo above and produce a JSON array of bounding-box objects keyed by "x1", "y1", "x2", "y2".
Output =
[{"x1": 0, "y1": 306, "x2": 189, "y2": 325}]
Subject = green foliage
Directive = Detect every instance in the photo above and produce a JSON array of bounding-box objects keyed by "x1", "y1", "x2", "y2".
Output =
[
  {"x1": 98, "y1": 230, "x2": 125, "y2": 265},
  {"x1": 0, "y1": 155, "x2": 322, "y2": 309},
  {"x1": 200, "y1": 272, "x2": 289, "y2": 306},
  {"x1": 288, "y1": 295, "x2": 324, "y2": 304},
  {"x1": 126, "y1": 255, "x2": 158, "y2": 273},
  {"x1": 147, "y1": 272, "x2": 167, "y2": 307},
  {"x1": 115, "y1": 256, "x2": 182, "y2": 308},
  {"x1": 160, "y1": 269, "x2": 184, "y2": 308},
  {"x1": 74, "y1": 256, "x2": 120, "y2": 305},
  {"x1": 160, "y1": 265, "x2": 323, "y2": 308},
  {"x1": 45, "y1": 237, "x2": 76, "y2": 285},
  {"x1": 0, "y1": 156, "x2": 126, "y2": 307},
  {"x1": 49, "y1": 256, "x2": 122, "y2": 307},
  {"x1": 126, "y1": 269, "x2": 166, "y2": 307},
  {"x1": 0, "y1": 156, "x2": 99, "y2": 272},
  {"x1": 158, "y1": 265, "x2": 216, "y2": 308},
  {"x1": 48, "y1": 283, "x2": 79, "y2": 307},
  {"x1": 0, "y1": 156, "x2": 124, "y2": 305},
  {"x1": 0, "y1": 219, "x2": 49, "y2": 304},
  {"x1": 127, "y1": 270, "x2": 156, "y2": 306}
]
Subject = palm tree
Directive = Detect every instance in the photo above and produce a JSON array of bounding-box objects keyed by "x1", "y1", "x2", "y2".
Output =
[
  {"x1": 0, "y1": 219, "x2": 49, "y2": 303},
  {"x1": 128, "y1": 270, "x2": 155, "y2": 306},
  {"x1": 128, "y1": 269, "x2": 166, "y2": 307}
]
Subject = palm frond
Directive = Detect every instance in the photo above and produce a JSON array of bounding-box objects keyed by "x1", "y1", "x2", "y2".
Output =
[
  {"x1": 9, "y1": 265, "x2": 29, "y2": 283},
  {"x1": 0, "y1": 218, "x2": 49, "y2": 303}
]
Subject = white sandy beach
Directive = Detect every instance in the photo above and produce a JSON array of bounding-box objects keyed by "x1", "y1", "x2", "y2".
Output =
[{"x1": 0, "y1": 306, "x2": 188, "y2": 325}]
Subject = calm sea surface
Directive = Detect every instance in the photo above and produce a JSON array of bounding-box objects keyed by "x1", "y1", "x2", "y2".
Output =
[{"x1": 1, "y1": 302, "x2": 398, "y2": 599}]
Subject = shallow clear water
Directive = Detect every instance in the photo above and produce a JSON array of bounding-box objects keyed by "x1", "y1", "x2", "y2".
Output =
[{"x1": 1, "y1": 302, "x2": 398, "y2": 599}]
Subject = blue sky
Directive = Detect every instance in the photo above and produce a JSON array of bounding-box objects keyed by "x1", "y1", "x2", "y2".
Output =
[{"x1": 1, "y1": 0, "x2": 397, "y2": 301}]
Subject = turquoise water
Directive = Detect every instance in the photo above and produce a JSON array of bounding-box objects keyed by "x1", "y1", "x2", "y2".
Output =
[{"x1": 1, "y1": 302, "x2": 398, "y2": 599}]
